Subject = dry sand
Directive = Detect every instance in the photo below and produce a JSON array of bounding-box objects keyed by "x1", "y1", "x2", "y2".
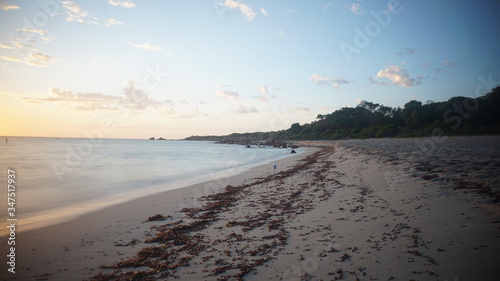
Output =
[{"x1": 2, "y1": 138, "x2": 499, "y2": 281}]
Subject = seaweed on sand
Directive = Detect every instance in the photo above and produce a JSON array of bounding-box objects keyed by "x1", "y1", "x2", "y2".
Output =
[{"x1": 90, "y1": 146, "x2": 337, "y2": 280}]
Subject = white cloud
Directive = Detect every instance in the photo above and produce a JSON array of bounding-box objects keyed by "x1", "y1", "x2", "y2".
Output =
[
  {"x1": 345, "y1": 3, "x2": 364, "y2": 15},
  {"x1": 108, "y1": 0, "x2": 135, "y2": 8},
  {"x1": 0, "y1": 0, "x2": 20, "y2": 10},
  {"x1": 23, "y1": 80, "x2": 172, "y2": 113},
  {"x1": 62, "y1": 1, "x2": 98, "y2": 24},
  {"x1": 105, "y1": 18, "x2": 124, "y2": 27},
  {"x1": 373, "y1": 65, "x2": 415, "y2": 87},
  {"x1": 214, "y1": 90, "x2": 240, "y2": 100},
  {"x1": 310, "y1": 73, "x2": 350, "y2": 89},
  {"x1": 324, "y1": 2, "x2": 333, "y2": 11},
  {"x1": 1, "y1": 52, "x2": 57, "y2": 67},
  {"x1": 15, "y1": 27, "x2": 52, "y2": 42},
  {"x1": 127, "y1": 42, "x2": 163, "y2": 51},
  {"x1": 234, "y1": 105, "x2": 258, "y2": 114},
  {"x1": 260, "y1": 7, "x2": 268, "y2": 16},
  {"x1": 1, "y1": 27, "x2": 57, "y2": 67},
  {"x1": 27, "y1": 52, "x2": 58, "y2": 66},
  {"x1": 1, "y1": 55, "x2": 23, "y2": 63},
  {"x1": 223, "y1": 0, "x2": 257, "y2": 21},
  {"x1": 258, "y1": 85, "x2": 268, "y2": 95},
  {"x1": 0, "y1": 43, "x2": 12, "y2": 49},
  {"x1": 23, "y1": 88, "x2": 121, "y2": 111}
]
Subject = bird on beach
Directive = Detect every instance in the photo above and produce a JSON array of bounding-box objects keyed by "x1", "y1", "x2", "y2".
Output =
[{"x1": 272, "y1": 162, "x2": 277, "y2": 172}]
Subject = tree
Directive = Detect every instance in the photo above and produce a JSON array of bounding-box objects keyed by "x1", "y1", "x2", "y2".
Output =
[
  {"x1": 289, "y1": 123, "x2": 302, "y2": 135},
  {"x1": 316, "y1": 114, "x2": 325, "y2": 121},
  {"x1": 403, "y1": 100, "x2": 422, "y2": 128}
]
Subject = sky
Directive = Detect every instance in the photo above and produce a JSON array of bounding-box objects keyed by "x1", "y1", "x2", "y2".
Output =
[{"x1": 1, "y1": 0, "x2": 499, "y2": 139}]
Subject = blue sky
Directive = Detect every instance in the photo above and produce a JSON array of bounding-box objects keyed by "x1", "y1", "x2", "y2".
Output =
[{"x1": 1, "y1": 0, "x2": 499, "y2": 139}]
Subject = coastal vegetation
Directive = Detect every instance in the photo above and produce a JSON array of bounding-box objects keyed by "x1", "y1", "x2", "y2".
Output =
[{"x1": 186, "y1": 86, "x2": 500, "y2": 142}]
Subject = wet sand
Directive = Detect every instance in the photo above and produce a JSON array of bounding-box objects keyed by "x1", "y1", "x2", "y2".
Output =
[{"x1": 2, "y1": 136, "x2": 499, "y2": 280}]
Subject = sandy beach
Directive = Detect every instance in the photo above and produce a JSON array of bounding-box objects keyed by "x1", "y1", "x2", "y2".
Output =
[{"x1": 2, "y1": 137, "x2": 500, "y2": 280}]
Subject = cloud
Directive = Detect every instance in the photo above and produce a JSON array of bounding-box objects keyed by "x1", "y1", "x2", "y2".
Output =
[
  {"x1": 222, "y1": 0, "x2": 257, "y2": 21},
  {"x1": 1, "y1": 52, "x2": 57, "y2": 67},
  {"x1": 62, "y1": 1, "x2": 98, "y2": 24},
  {"x1": 14, "y1": 27, "x2": 52, "y2": 43},
  {"x1": 234, "y1": 105, "x2": 258, "y2": 114},
  {"x1": 252, "y1": 96, "x2": 268, "y2": 102},
  {"x1": 324, "y1": 3, "x2": 333, "y2": 11},
  {"x1": 372, "y1": 65, "x2": 415, "y2": 87},
  {"x1": 108, "y1": 0, "x2": 136, "y2": 8},
  {"x1": 345, "y1": 3, "x2": 364, "y2": 15},
  {"x1": 178, "y1": 109, "x2": 209, "y2": 119},
  {"x1": 214, "y1": 90, "x2": 240, "y2": 100},
  {"x1": 0, "y1": 0, "x2": 20, "y2": 10},
  {"x1": 368, "y1": 76, "x2": 389, "y2": 86},
  {"x1": 127, "y1": 42, "x2": 165, "y2": 52},
  {"x1": 395, "y1": 48, "x2": 417, "y2": 56},
  {"x1": 23, "y1": 80, "x2": 172, "y2": 113},
  {"x1": 6, "y1": 29, "x2": 55, "y2": 67},
  {"x1": 442, "y1": 60, "x2": 456, "y2": 67},
  {"x1": 26, "y1": 52, "x2": 58, "y2": 66},
  {"x1": 105, "y1": 18, "x2": 124, "y2": 27},
  {"x1": 23, "y1": 88, "x2": 121, "y2": 111},
  {"x1": 0, "y1": 43, "x2": 12, "y2": 49},
  {"x1": 310, "y1": 73, "x2": 351, "y2": 89},
  {"x1": 1, "y1": 55, "x2": 23, "y2": 63},
  {"x1": 258, "y1": 85, "x2": 268, "y2": 95},
  {"x1": 1, "y1": 27, "x2": 57, "y2": 67},
  {"x1": 260, "y1": 7, "x2": 268, "y2": 16},
  {"x1": 293, "y1": 107, "x2": 310, "y2": 112}
]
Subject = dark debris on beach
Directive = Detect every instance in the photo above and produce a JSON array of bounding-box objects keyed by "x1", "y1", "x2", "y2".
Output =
[
  {"x1": 338, "y1": 136, "x2": 500, "y2": 203},
  {"x1": 89, "y1": 146, "x2": 339, "y2": 281}
]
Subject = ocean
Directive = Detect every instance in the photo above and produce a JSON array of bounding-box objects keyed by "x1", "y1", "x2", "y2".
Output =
[{"x1": 0, "y1": 137, "x2": 297, "y2": 235}]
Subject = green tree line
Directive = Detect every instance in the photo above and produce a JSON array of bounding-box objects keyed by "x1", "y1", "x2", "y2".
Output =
[
  {"x1": 277, "y1": 86, "x2": 500, "y2": 140},
  {"x1": 187, "y1": 86, "x2": 500, "y2": 141}
]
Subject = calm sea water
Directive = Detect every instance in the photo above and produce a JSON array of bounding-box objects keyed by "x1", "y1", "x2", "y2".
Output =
[{"x1": 0, "y1": 137, "x2": 297, "y2": 234}]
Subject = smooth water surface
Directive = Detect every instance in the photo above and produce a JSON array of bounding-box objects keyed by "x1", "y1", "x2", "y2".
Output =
[{"x1": 0, "y1": 137, "x2": 296, "y2": 234}]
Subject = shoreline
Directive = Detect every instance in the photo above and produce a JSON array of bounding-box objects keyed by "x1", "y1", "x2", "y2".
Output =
[
  {"x1": 0, "y1": 145, "x2": 303, "y2": 237},
  {"x1": 1, "y1": 147, "x2": 316, "y2": 280},
  {"x1": 2, "y1": 138, "x2": 500, "y2": 280}
]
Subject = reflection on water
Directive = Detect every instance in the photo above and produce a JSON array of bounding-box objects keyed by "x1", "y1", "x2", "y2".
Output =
[{"x1": 0, "y1": 137, "x2": 295, "y2": 234}]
